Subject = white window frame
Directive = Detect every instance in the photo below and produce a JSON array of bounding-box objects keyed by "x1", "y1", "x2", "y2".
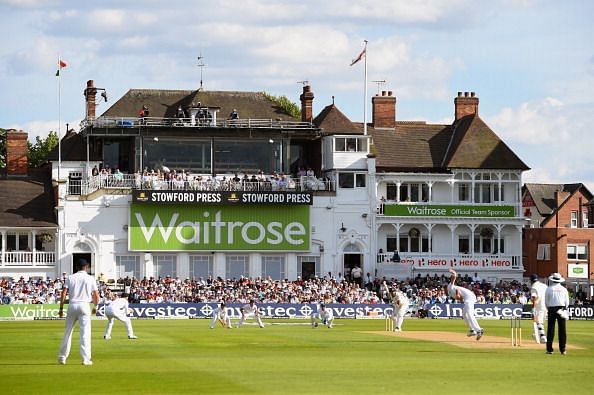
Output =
[
  {"x1": 116, "y1": 255, "x2": 141, "y2": 279},
  {"x1": 153, "y1": 255, "x2": 177, "y2": 278},
  {"x1": 570, "y1": 211, "x2": 578, "y2": 228},
  {"x1": 297, "y1": 255, "x2": 321, "y2": 279},
  {"x1": 226, "y1": 255, "x2": 249, "y2": 279},
  {"x1": 189, "y1": 255, "x2": 214, "y2": 279},
  {"x1": 262, "y1": 256, "x2": 286, "y2": 280}
]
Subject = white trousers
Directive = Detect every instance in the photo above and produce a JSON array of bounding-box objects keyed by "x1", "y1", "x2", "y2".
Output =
[
  {"x1": 533, "y1": 308, "x2": 547, "y2": 342},
  {"x1": 462, "y1": 302, "x2": 482, "y2": 332},
  {"x1": 104, "y1": 309, "x2": 134, "y2": 338},
  {"x1": 311, "y1": 313, "x2": 334, "y2": 328},
  {"x1": 210, "y1": 315, "x2": 232, "y2": 329},
  {"x1": 58, "y1": 302, "x2": 92, "y2": 363},
  {"x1": 392, "y1": 304, "x2": 408, "y2": 330},
  {"x1": 237, "y1": 313, "x2": 264, "y2": 328}
]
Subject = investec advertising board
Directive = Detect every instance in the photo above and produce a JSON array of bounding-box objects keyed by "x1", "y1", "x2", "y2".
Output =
[
  {"x1": 129, "y1": 190, "x2": 311, "y2": 251},
  {"x1": 384, "y1": 204, "x2": 515, "y2": 218}
]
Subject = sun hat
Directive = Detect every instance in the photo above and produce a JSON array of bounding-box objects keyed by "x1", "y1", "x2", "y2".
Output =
[{"x1": 548, "y1": 272, "x2": 565, "y2": 283}]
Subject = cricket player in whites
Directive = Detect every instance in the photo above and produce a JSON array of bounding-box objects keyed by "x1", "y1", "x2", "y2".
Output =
[
  {"x1": 447, "y1": 268, "x2": 484, "y2": 340},
  {"x1": 530, "y1": 273, "x2": 547, "y2": 344},
  {"x1": 210, "y1": 302, "x2": 232, "y2": 329},
  {"x1": 391, "y1": 287, "x2": 409, "y2": 332},
  {"x1": 237, "y1": 299, "x2": 264, "y2": 328},
  {"x1": 104, "y1": 293, "x2": 137, "y2": 340},
  {"x1": 311, "y1": 303, "x2": 334, "y2": 328}
]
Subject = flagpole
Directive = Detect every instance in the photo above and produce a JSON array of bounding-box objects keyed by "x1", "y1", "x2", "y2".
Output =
[
  {"x1": 58, "y1": 56, "x2": 62, "y2": 182},
  {"x1": 363, "y1": 40, "x2": 368, "y2": 136}
]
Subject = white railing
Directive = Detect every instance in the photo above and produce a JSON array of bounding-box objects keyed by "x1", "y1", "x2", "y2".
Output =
[
  {"x1": 81, "y1": 116, "x2": 315, "y2": 130},
  {"x1": 377, "y1": 253, "x2": 522, "y2": 271},
  {"x1": 0, "y1": 251, "x2": 56, "y2": 266},
  {"x1": 67, "y1": 174, "x2": 336, "y2": 196}
]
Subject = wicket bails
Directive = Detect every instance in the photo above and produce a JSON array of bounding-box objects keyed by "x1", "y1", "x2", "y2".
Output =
[
  {"x1": 511, "y1": 316, "x2": 522, "y2": 347},
  {"x1": 384, "y1": 316, "x2": 394, "y2": 331}
]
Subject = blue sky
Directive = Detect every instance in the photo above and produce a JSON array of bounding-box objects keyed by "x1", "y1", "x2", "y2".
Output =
[{"x1": 1, "y1": 0, "x2": 593, "y2": 189}]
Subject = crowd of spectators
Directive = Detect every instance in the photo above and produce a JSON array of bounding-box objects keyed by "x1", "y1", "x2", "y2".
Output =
[{"x1": 2, "y1": 273, "x2": 591, "y2": 307}]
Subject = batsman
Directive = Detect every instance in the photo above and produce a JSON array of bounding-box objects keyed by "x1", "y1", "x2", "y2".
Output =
[{"x1": 529, "y1": 274, "x2": 547, "y2": 344}]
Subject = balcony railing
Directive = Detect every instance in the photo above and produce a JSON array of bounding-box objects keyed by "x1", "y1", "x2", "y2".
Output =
[
  {"x1": 377, "y1": 253, "x2": 522, "y2": 271},
  {"x1": 67, "y1": 174, "x2": 336, "y2": 196},
  {"x1": 80, "y1": 116, "x2": 316, "y2": 130},
  {"x1": 0, "y1": 251, "x2": 56, "y2": 266}
]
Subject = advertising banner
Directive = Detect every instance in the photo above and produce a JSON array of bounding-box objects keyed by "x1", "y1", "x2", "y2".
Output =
[
  {"x1": 133, "y1": 190, "x2": 313, "y2": 205},
  {"x1": 384, "y1": 204, "x2": 515, "y2": 218},
  {"x1": 1, "y1": 303, "x2": 593, "y2": 320},
  {"x1": 567, "y1": 263, "x2": 588, "y2": 279},
  {"x1": 129, "y1": 204, "x2": 310, "y2": 251}
]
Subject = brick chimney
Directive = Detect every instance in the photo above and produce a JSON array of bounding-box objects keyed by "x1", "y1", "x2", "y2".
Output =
[
  {"x1": 372, "y1": 90, "x2": 396, "y2": 128},
  {"x1": 454, "y1": 91, "x2": 479, "y2": 120},
  {"x1": 6, "y1": 129, "x2": 28, "y2": 177},
  {"x1": 84, "y1": 80, "x2": 97, "y2": 119},
  {"x1": 300, "y1": 85, "x2": 314, "y2": 122}
]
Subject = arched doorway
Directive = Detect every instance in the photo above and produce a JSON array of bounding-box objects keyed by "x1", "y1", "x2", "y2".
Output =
[
  {"x1": 343, "y1": 243, "x2": 363, "y2": 285},
  {"x1": 72, "y1": 242, "x2": 93, "y2": 274}
]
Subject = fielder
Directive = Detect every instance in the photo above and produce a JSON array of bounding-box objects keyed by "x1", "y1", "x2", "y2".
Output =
[
  {"x1": 311, "y1": 303, "x2": 334, "y2": 328},
  {"x1": 237, "y1": 299, "x2": 264, "y2": 328},
  {"x1": 391, "y1": 288, "x2": 409, "y2": 332},
  {"x1": 210, "y1": 302, "x2": 232, "y2": 329},
  {"x1": 529, "y1": 273, "x2": 547, "y2": 344},
  {"x1": 104, "y1": 293, "x2": 137, "y2": 340},
  {"x1": 447, "y1": 269, "x2": 484, "y2": 340}
]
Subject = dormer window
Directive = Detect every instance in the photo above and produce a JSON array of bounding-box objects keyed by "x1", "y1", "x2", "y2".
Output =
[{"x1": 334, "y1": 137, "x2": 368, "y2": 152}]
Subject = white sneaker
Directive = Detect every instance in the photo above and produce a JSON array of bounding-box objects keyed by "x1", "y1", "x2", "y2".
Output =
[
  {"x1": 540, "y1": 336, "x2": 547, "y2": 344},
  {"x1": 82, "y1": 360, "x2": 93, "y2": 366},
  {"x1": 128, "y1": 335, "x2": 138, "y2": 339},
  {"x1": 58, "y1": 358, "x2": 66, "y2": 365},
  {"x1": 476, "y1": 330, "x2": 484, "y2": 341},
  {"x1": 104, "y1": 335, "x2": 111, "y2": 340}
]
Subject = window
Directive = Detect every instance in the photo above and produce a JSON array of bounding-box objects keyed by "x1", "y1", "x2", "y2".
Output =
[
  {"x1": 338, "y1": 173, "x2": 366, "y2": 189},
  {"x1": 116, "y1": 255, "x2": 141, "y2": 278},
  {"x1": 386, "y1": 237, "x2": 397, "y2": 252},
  {"x1": 475, "y1": 184, "x2": 492, "y2": 203},
  {"x1": 226, "y1": 255, "x2": 249, "y2": 279},
  {"x1": 475, "y1": 228, "x2": 494, "y2": 254},
  {"x1": 262, "y1": 256, "x2": 285, "y2": 280},
  {"x1": 6, "y1": 232, "x2": 30, "y2": 251},
  {"x1": 297, "y1": 256, "x2": 320, "y2": 280},
  {"x1": 536, "y1": 244, "x2": 551, "y2": 260},
  {"x1": 459, "y1": 236, "x2": 470, "y2": 254},
  {"x1": 334, "y1": 137, "x2": 368, "y2": 152},
  {"x1": 583, "y1": 211, "x2": 589, "y2": 228},
  {"x1": 570, "y1": 211, "x2": 578, "y2": 228},
  {"x1": 386, "y1": 183, "x2": 397, "y2": 200},
  {"x1": 399, "y1": 228, "x2": 430, "y2": 253},
  {"x1": 398, "y1": 183, "x2": 428, "y2": 202},
  {"x1": 567, "y1": 245, "x2": 587, "y2": 260},
  {"x1": 153, "y1": 255, "x2": 177, "y2": 278},
  {"x1": 189, "y1": 255, "x2": 213, "y2": 279},
  {"x1": 458, "y1": 183, "x2": 470, "y2": 201}
]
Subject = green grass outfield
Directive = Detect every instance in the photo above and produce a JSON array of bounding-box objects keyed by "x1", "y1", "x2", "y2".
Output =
[{"x1": 1, "y1": 318, "x2": 592, "y2": 394}]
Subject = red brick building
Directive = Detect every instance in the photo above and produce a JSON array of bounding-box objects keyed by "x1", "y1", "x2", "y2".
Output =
[{"x1": 522, "y1": 183, "x2": 593, "y2": 298}]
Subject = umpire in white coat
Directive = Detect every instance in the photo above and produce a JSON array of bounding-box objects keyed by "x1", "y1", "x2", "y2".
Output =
[
  {"x1": 545, "y1": 272, "x2": 569, "y2": 355},
  {"x1": 57, "y1": 259, "x2": 100, "y2": 366}
]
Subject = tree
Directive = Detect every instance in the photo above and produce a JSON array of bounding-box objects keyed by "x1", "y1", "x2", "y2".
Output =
[
  {"x1": 262, "y1": 92, "x2": 301, "y2": 119},
  {"x1": 27, "y1": 131, "x2": 59, "y2": 167}
]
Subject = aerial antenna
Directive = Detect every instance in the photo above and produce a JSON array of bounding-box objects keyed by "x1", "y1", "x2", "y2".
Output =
[
  {"x1": 297, "y1": 80, "x2": 309, "y2": 86},
  {"x1": 371, "y1": 80, "x2": 386, "y2": 95},
  {"x1": 197, "y1": 53, "x2": 207, "y2": 90}
]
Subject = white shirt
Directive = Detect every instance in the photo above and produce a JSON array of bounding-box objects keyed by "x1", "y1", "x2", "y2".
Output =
[
  {"x1": 449, "y1": 284, "x2": 476, "y2": 303},
  {"x1": 107, "y1": 298, "x2": 129, "y2": 315},
  {"x1": 545, "y1": 283, "x2": 569, "y2": 308},
  {"x1": 66, "y1": 271, "x2": 98, "y2": 303},
  {"x1": 392, "y1": 291, "x2": 409, "y2": 307},
  {"x1": 241, "y1": 303, "x2": 258, "y2": 315},
  {"x1": 318, "y1": 308, "x2": 333, "y2": 320},
  {"x1": 213, "y1": 306, "x2": 228, "y2": 319},
  {"x1": 530, "y1": 281, "x2": 548, "y2": 310}
]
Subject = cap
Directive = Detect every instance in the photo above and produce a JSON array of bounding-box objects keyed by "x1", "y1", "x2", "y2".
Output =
[{"x1": 530, "y1": 273, "x2": 538, "y2": 283}]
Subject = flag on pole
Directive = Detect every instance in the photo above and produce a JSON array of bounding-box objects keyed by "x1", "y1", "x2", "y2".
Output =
[
  {"x1": 56, "y1": 59, "x2": 67, "y2": 76},
  {"x1": 350, "y1": 48, "x2": 366, "y2": 66}
]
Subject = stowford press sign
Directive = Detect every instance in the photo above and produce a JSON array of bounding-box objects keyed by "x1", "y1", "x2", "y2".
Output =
[
  {"x1": 133, "y1": 190, "x2": 312, "y2": 205},
  {"x1": 129, "y1": 204, "x2": 310, "y2": 251},
  {"x1": 384, "y1": 204, "x2": 515, "y2": 218}
]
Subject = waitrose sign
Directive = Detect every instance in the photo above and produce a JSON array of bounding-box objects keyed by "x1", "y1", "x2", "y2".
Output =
[
  {"x1": 129, "y1": 204, "x2": 310, "y2": 251},
  {"x1": 384, "y1": 204, "x2": 515, "y2": 218}
]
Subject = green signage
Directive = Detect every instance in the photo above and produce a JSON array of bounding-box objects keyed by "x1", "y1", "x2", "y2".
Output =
[
  {"x1": 129, "y1": 204, "x2": 310, "y2": 251},
  {"x1": 0, "y1": 304, "x2": 63, "y2": 319},
  {"x1": 383, "y1": 204, "x2": 515, "y2": 218}
]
